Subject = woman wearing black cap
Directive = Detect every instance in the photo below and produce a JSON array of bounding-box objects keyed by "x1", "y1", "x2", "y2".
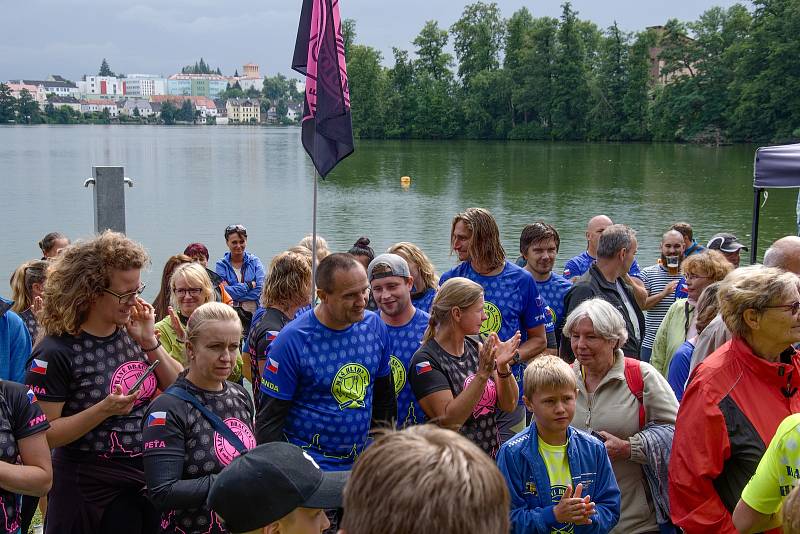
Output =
[{"x1": 142, "y1": 303, "x2": 255, "y2": 534}]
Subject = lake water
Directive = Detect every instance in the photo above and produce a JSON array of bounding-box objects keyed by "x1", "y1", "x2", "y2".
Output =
[{"x1": 0, "y1": 125, "x2": 796, "y2": 299}]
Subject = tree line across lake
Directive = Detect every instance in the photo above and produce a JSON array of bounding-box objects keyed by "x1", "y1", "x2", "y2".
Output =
[{"x1": 345, "y1": 0, "x2": 800, "y2": 144}]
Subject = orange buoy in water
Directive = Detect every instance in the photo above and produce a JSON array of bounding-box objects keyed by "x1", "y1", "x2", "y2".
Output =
[{"x1": 400, "y1": 176, "x2": 411, "y2": 186}]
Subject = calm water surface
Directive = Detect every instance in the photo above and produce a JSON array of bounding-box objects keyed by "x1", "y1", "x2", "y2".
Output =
[{"x1": 0, "y1": 125, "x2": 796, "y2": 299}]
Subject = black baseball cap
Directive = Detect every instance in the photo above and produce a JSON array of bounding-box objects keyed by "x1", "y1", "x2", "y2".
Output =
[
  {"x1": 208, "y1": 443, "x2": 348, "y2": 532},
  {"x1": 707, "y1": 232, "x2": 748, "y2": 253}
]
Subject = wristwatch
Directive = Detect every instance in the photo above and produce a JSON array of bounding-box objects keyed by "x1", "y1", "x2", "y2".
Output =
[{"x1": 512, "y1": 351, "x2": 521, "y2": 365}]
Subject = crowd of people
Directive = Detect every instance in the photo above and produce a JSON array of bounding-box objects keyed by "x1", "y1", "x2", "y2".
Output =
[{"x1": 1, "y1": 214, "x2": 799, "y2": 534}]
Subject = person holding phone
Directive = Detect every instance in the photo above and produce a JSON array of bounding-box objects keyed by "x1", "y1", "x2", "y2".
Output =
[
  {"x1": 25, "y1": 231, "x2": 182, "y2": 534},
  {"x1": 143, "y1": 302, "x2": 255, "y2": 533}
]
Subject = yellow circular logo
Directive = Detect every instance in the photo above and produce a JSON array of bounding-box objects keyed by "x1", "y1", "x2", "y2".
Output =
[
  {"x1": 480, "y1": 301, "x2": 503, "y2": 335},
  {"x1": 331, "y1": 363, "x2": 371, "y2": 410},
  {"x1": 389, "y1": 356, "x2": 406, "y2": 395}
]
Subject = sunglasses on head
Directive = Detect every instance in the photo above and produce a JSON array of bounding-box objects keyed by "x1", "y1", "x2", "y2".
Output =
[{"x1": 225, "y1": 224, "x2": 247, "y2": 238}]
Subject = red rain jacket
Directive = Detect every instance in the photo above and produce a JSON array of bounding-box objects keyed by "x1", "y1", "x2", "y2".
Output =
[{"x1": 669, "y1": 337, "x2": 800, "y2": 533}]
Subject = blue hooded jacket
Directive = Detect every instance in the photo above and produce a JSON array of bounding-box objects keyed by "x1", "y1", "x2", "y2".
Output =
[
  {"x1": 214, "y1": 251, "x2": 265, "y2": 303},
  {"x1": 497, "y1": 422, "x2": 621, "y2": 534},
  {"x1": 0, "y1": 297, "x2": 31, "y2": 383}
]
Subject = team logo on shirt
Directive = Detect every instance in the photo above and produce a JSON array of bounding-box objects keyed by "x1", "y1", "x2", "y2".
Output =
[
  {"x1": 266, "y1": 357, "x2": 279, "y2": 374},
  {"x1": 29, "y1": 359, "x2": 48, "y2": 375},
  {"x1": 389, "y1": 356, "x2": 406, "y2": 395},
  {"x1": 147, "y1": 411, "x2": 167, "y2": 427},
  {"x1": 524, "y1": 481, "x2": 538, "y2": 496},
  {"x1": 110, "y1": 361, "x2": 157, "y2": 406},
  {"x1": 480, "y1": 301, "x2": 502, "y2": 336},
  {"x1": 26, "y1": 388, "x2": 37, "y2": 403},
  {"x1": 214, "y1": 418, "x2": 256, "y2": 465},
  {"x1": 464, "y1": 374, "x2": 497, "y2": 418},
  {"x1": 550, "y1": 485, "x2": 575, "y2": 534},
  {"x1": 331, "y1": 363, "x2": 371, "y2": 410}
]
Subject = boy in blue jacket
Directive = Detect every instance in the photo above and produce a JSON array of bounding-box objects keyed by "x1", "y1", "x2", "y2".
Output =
[{"x1": 497, "y1": 355, "x2": 620, "y2": 534}]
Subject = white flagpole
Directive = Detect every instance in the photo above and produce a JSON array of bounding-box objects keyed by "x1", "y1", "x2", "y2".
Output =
[{"x1": 311, "y1": 168, "x2": 318, "y2": 304}]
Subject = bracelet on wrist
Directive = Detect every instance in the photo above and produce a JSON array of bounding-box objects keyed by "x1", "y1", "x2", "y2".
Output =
[
  {"x1": 497, "y1": 367, "x2": 514, "y2": 378},
  {"x1": 140, "y1": 340, "x2": 162, "y2": 353}
]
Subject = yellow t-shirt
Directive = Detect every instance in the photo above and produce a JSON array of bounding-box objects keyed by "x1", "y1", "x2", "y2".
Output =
[
  {"x1": 539, "y1": 436, "x2": 573, "y2": 533},
  {"x1": 741, "y1": 413, "x2": 800, "y2": 514}
]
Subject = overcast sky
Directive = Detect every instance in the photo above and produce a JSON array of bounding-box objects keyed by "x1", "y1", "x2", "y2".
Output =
[{"x1": 1, "y1": 0, "x2": 747, "y2": 83}]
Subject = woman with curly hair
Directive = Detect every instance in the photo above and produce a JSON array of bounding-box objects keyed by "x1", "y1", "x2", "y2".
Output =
[{"x1": 26, "y1": 231, "x2": 182, "y2": 534}]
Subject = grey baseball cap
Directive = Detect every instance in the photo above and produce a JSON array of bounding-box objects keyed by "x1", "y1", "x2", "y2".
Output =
[
  {"x1": 367, "y1": 253, "x2": 411, "y2": 282},
  {"x1": 707, "y1": 233, "x2": 748, "y2": 252}
]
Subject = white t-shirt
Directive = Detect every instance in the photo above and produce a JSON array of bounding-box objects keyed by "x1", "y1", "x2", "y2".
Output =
[{"x1": 616, "y1": 280, "x2": 641, "y2": 341}]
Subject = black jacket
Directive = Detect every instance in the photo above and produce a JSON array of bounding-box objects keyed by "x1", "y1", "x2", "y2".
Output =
[{"x1": 558, "y1": 263, "x2": 645, "y2": 359}]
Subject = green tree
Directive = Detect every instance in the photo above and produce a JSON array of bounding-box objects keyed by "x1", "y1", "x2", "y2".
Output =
[
  {"x1": 342, "y1": 19, "x2": 357, "y2": 61},
  {"x1": 588, "y1": 22, "x2": 629, "y2": 140},
  {"x1": 98, "y1": 58, "x2": 115, "y2": 76},
  {"x1": 621, "y1": 30, "x2": 656, "y2": 140},
  {"x1": 413, "y1": 21, "x2": 452, "y2": 82},
  {"x1": 552, "y1": 3, "x2": 591, "y2": 140},
  {"x1": 383, "y1": 48, "x2": 417, "y2": 138},
  {"x1": 16, "y1": 89, "x2": 41, "y2": 124},
  {"x1": 504, "y1": 7, "x2": 533, "y2": 129},
  {"x1": 511, "y1": 16, "x2": 559, "y2": 139},
  {"x1": 99, "y1": 108, "x2": 111, "y2": 124},
  {"x1": 450, "y1": 2, "x2": 506, "y2": 87},
  {"x1": 160, "y1": 101, "x2": 177, "y2": 125},
  {"x1": 347, "y1": 44, "x2": 387, "y2": 138},
  {"x1": 177, "y1": 100, "x2": 194, "y2": 122},
  {"x1": 181, "y1": 58, "x2": 221, "y2": 75},
  {"x1": 463, "y1": 69, "x2": 512, "y2": 138},
  {"x1": 0, "y1": 83, "x2": 15, "y2": 123}
]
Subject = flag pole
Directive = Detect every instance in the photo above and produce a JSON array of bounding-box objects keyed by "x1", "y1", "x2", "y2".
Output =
[{"x1": 311, "y1": 167, "x2": 318, "y2": 304}]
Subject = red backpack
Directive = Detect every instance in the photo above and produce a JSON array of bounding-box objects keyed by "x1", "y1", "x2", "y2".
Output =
[{"x1": 623, "y1": 357, "x2": 646, "y2": 430}]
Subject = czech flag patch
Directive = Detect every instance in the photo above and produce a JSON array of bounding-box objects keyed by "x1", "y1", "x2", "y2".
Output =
[
  {"x1": 26, "y1": 388, "x2": 37, "y2": 403},
  {"x1": 266, "y1": 358, "x2": 279, "y2": 374},
  {"x1": 30, "y1": 359, "x2": 48, "y2": 375},
  {"x1": 415, "y1": 361, "x2": 432, "y2": 375},
  {"x1": 147, "y1": 411, "x2": 167, "y2": 427}
]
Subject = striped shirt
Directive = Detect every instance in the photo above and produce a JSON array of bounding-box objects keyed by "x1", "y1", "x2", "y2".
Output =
[{"x1": 641, "y1": 264, "x2": 684, "y2": 350}]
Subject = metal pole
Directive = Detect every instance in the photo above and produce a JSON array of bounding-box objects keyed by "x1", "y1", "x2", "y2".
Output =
[
  {"x1": 84, "y1": 166, "x2": 133, "y2": 234},
  {"x1": 751, "y1": 188, "x2": 762, "y2": 264},
  {"x1": 311, "y1": 169, "x2": 318, "y2": 304}
]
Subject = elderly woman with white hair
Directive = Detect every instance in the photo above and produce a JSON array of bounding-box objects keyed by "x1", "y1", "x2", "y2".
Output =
[
  {"x1": 669, "y1": 266, "x2": 800, "y2": 533},
  {"x1": 563, "y1": 298, "x2": 678, "y2": 534}
]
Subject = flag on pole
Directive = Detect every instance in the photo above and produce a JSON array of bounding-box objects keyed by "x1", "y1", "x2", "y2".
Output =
[{"x1": 292, "y1": 0, "x2": 354, "y2": 178}]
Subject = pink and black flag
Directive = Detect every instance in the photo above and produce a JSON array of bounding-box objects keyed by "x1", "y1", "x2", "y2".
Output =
[{"x1": 292, "y1": 0, "x2": 354, "y2": 178}]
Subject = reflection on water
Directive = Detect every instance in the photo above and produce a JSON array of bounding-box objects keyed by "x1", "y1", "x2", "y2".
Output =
[{"x1": 0, "y1": 125, "x2": 795, "y2": 298}]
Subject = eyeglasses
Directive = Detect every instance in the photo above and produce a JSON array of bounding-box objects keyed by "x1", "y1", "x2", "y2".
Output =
[
  {"x1": 173, "y1": 287, "x2": 203, "y2": 297},
  {"x1": 225, "y1": 224, "x2": 247, "y2": 238},
  {"x1": 765, "y1": 301, "x2": 800, "y2": 316},
  {"x1": 684, "y1": 274, "x2": 710, "y2": 282},
  {"x1": 102, "y1": 283, "x2": 146, "y2": 304}
]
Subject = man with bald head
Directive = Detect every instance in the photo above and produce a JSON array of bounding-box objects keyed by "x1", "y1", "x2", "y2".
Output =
[
  {"x1": 639, "y1": 229, "x2": 686, "y2": 361},
  {"x1": 764, "y1": 236, "x2": 800, "y2": 275},
  {"x1": 563, "y1": 215, "x2": 644, "y2": 282}
]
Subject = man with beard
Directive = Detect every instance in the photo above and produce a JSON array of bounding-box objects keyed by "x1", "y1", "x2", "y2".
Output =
[
  {"x1": 519, "y1": 222, "x2": 571, "y2": 352},
  {"x1": 639, "y1": 229, "x2": 686, "y2": 362}
]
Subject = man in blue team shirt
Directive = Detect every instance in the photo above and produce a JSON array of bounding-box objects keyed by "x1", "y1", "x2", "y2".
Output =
[
  {"x1": 255, "y1": 253, "x2": 396, "y2": 471},
  {"x1": 440, "y1": 207, "x2": 548, "y2": 443},
  {"x1": 564, "y1": 215, "x2": 646, "y2": 306},
  {"x1": 367, "y1": 253, "x2": 430, "y2": 428},
  {"x1": 519, "y1": 222, "x2": 572, "y2": 353}
]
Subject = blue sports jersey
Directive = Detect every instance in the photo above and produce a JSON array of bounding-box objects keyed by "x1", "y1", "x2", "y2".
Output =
[
  {"x1": 411, "y1": 287, "x2": 436, "y2": 314},
  {"x1": 563, "y1": 251, "x2": 642, "y2": 280},
  {"x1": 385, "y1": 308, "x2": 430, "y2": 428},
  {"x1": 439, "y1": 261, "x2": 548, "y2": 401},
  {"x1": 260, "y1": 309, "x2": 391, "y2": 471},
  {"x1": 535, "y1": 273, "x2": 572, "y2": 334}
]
